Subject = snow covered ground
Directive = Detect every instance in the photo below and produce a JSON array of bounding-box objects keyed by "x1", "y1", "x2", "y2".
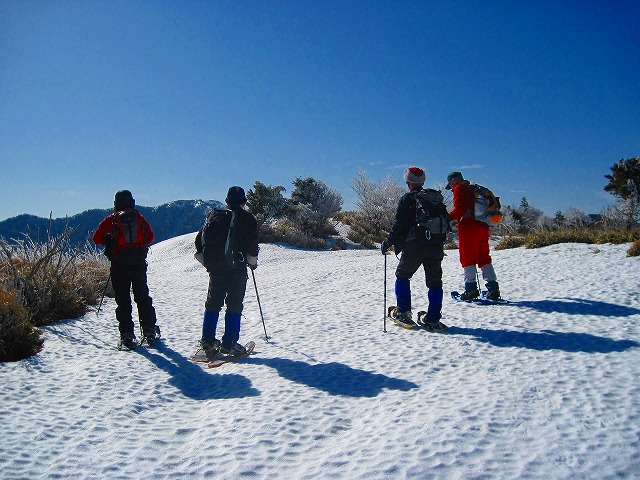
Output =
[{"x1": 2, "y1": 234, "x2": 639, "y2": 479}]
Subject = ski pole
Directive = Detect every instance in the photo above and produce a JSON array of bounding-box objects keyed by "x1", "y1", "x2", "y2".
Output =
[
  {"x1": 383, "y1": 254, "x2": 387, "y2": 333},
  {"x1": 251, "y1": 269, "x2": 270, "y2": 342},
  {"x1": 96, "y1": 272, "x2": 111, "y2": 317}
]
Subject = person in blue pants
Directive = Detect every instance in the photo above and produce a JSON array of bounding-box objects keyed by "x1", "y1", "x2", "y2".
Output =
[
  {"x1": 381, "y1": 167, "x2": 449, "y2": 331},
  {"x1": 195, "y1": 186, "x2": 259, "y2": 357}
]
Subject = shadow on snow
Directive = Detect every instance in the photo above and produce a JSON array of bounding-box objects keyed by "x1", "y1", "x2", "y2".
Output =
[
  {"x1": 512, "y1": 297, "x2": 640, "y2": 317},
  {"x1": 136, "y1": 341, "x2": 260, "y2": 400},
  {"x1": 449, "y1": 327, "x2": 639, "y2": 353},
  {"x1": 244, "y1": 356, "x2": 419, "y2": 397}
]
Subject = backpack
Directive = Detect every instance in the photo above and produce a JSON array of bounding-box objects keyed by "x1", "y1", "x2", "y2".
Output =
[
  {"x1": 471, "y1": 183, "x2": 503, "y2": 226},
  {"x1": 414, "y1": 189, "x2": 451, "y2": 242},
  {"x1": 200, "y1": 208, "x2": 239, "y2": 270},
  {"x1": 106, "y1": 210, "x2": 149, "y2": 264}
]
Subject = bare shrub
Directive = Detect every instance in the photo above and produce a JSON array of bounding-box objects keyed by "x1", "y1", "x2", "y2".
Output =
[
  {"x1": 341, "y1": 211, "x2": 385, "y2": 249},
  {"x1": 259, "y1": 219, "x2": 327, "y2": 249},
  {"x1": 628, "y1": 240, "x2": 640, "y2": 257},
  {"x1": 495, "y1": 236, "x2": 527, "y2": 250},
  {"x1": 0, "y1": 290, "x2": 43, "y2": 362},
  {"x1": 0, "y1": 230, "x2": 110, "y2": 327},
  {"x1": 0, "y1": 229, "x2": 109, "y2": 361}
]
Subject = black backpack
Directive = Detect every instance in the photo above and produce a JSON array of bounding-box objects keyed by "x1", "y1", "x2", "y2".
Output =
[
  {"x1": 200, "y1": 208, "x2": 239, "y2": 270},
  {"x1": 414, "y1": 189, "x2": 451, "y2": 242}
]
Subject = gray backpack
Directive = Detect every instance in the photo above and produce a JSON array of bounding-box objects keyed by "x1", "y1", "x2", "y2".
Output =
[{"x1": 414, "y1": 189, "x2": 451, "y2": 242}]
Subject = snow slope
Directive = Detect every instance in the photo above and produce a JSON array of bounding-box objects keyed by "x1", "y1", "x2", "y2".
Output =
[{"x1": 2, "y1": 235, "x2": 639, "y2": 479}]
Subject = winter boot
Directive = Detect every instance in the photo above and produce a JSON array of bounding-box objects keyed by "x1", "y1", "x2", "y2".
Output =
[
  {"x1": 388, "y1": 306, "x2": 416, "y2": 328},
  {"x1": 459, "y1": 282, "x2": 480, "y2": 301},
  {"x1": 141, "y1": 325, "x2": 161, "y2": 346},
  {"x1": 118, "y1": 333, "x2": 138, "y2": 351},
  {"x1": 200, "y1": 338, "x2": 222, "y2": 360},
  {"x1": 485, "y1": 280, "x2": 501, "y2": 300},
  {"x1": 416, "y1": 311, "x2": 449, "y2": 332},
  {"x1": 220, "y1": 341, "x2": 247, "y2": 356}
]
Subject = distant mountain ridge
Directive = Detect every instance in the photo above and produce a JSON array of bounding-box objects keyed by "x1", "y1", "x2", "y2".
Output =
[{"x1": 0, "y1": 200, "x2": 225, "y2": 247}]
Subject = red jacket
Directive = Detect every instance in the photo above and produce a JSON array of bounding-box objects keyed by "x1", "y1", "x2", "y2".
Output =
[
  {"x1": 449, "y1": 181, "x2": 476, "y2": 224},
  {"x1": 93, "y1": 210, "x2": 154, "y2": 246}
]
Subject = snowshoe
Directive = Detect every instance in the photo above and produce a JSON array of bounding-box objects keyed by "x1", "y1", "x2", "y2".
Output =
[
  {"x1": 459, "y1": 289, "x2": 480, "y2": 301},
  {"x1": 207, "y1": 341, "x2": 256, "y2": 368},
  {"x1": 387, "y1": 306, "x2": 418, "y2": 329},
  {"x1": 416, "y1": 311, "x2": 449, "y2": 332},
  {"x1": 220, "y1": 341, "x2": 248, "y2": 356}
]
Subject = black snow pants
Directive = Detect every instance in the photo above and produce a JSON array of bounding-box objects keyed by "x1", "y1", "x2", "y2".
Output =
[{"x1": 111, "y1": 262, "x2": 157, "y2": 338}]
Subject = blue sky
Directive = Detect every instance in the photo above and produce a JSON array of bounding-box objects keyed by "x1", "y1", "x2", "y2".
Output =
[{"x1": 1, "y1": 0, "x2": 638, "y2": 221}]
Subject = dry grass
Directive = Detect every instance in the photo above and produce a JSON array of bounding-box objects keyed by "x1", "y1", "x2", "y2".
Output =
[
  {"x1": 628, "y1": 239, "x2": 640, "y2": 257},
  {"x1": 495, "y1": 227, "x2": 640, "y2": 253},
  {"x1": 0, "y1": 290, "x2": 43, "y2": 362},
  {"x1": 259, "y1": 219, "x2": 329, "y2": 250},
  {"x1": 0, "y1": 228, "x2": 110, "y2": 361}
]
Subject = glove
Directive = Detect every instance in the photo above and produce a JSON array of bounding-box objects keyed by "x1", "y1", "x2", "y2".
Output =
[
  {"x1": 194, "y1": 252, "x2": 205, "y2": 267},
  {"x1": 381, "y1": 240, "x2": 391, "y2": 255},
  {"x1": 246, "y1": 255, "x2": 258, "y2": 270}
]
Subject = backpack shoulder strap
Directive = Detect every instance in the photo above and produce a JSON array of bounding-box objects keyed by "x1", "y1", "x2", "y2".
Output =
[{"x1": 135, "y1": 210, "x2": 149, "y2": 246}]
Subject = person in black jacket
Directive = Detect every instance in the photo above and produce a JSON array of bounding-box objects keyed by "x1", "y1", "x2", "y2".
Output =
[
  {"x1": 93, "y1": 190, "x2": 159, "y2": 350},
  {"x1": 381, "y1": 167, "x2": 448, "y2": 331},
  {"x1": 195, "y1": 186, "x2": 259, "y2": 357}
]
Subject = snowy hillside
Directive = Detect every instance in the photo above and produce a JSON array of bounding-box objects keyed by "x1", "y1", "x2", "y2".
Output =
[{"x1": 2, "y1": 234, "x2": 639, "y2": 479}]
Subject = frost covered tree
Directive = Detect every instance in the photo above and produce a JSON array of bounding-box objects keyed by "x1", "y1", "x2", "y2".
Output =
[
  {"x1": 290, "y1": 177, "x2": 343, "y2": 236},
  {"x1": 497, "y1": 209, "x2": 521, "y2": 235},
  {"x1": 351, "y1": 169, "x2": 404, "y2": 233},
  {"x1": 564, "y1": 208, "x2": 590, "y2": 228},
  {"x1": 503, "y1": 200, "x2": 550, "y2": 233}
]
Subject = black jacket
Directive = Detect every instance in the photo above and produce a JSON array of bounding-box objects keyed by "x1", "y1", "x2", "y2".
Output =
[
  {"x1": 386, "y1": 187, "x2": 448, "y2": 254},
  {"x1": 233, "y1": 206, "x2": 259, "y2": 259},
  {"x1": 386, "y1": 187, "x2": 422, "y2": 254}
]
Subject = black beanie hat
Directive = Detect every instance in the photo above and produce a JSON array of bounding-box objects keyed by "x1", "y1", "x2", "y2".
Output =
[
  {"x1": 114, "y1": 190, "x2": 135, "y2": 211},
  {"x1": 225, "y1": 186, "x2": 247, "y2": 207}
]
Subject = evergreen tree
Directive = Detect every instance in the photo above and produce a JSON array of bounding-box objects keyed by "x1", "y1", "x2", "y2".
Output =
[
  {"x1": 604, "y1": 156, "x2": 640, "y2": 200},
  {"x1": 604, "y1": 156, "x2": 640, "y2": 229},
  {"x1": 246, "y1": 181, "x2": 289, "y2": 229}
]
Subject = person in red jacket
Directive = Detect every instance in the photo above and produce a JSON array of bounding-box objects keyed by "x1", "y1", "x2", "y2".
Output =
[
  {"x1": 93, "y1": 190, "x2": 159, "y2": 350},
  {"x1": 446, "y1": 171, "x2": 501, "y2": 300}
]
